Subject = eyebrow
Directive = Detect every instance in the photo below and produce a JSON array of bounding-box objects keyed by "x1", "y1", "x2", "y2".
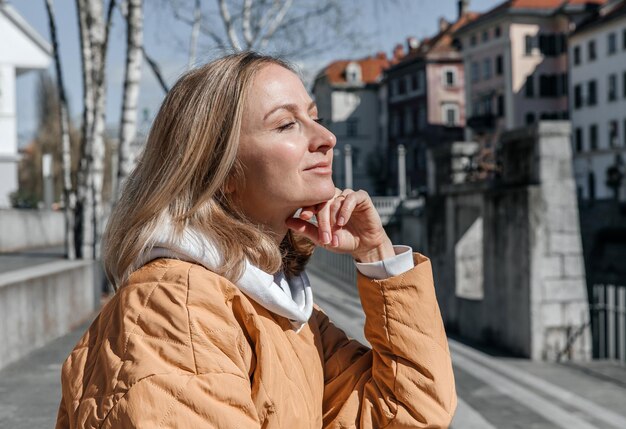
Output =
[{"x1": 263, "y1": 101, "x2": 317, "y2": 121}]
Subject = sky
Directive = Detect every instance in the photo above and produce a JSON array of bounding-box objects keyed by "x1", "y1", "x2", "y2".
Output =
[{"x1": 11, "y1": 0, "x2": 498, "y2": 145}]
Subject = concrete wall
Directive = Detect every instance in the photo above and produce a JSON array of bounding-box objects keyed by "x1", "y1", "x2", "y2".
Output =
[
  {"x1": 0, "y1": 260, "x2": 96, "y2": 369},
  {"x1": 427, "y1": 122, "x2": 591, "y2": 361},
  {"x1": 0, "y1": 209, "x2": 64, "y2": 252}
]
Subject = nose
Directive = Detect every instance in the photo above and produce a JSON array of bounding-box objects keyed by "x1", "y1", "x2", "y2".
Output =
[{"x1": 308, "y1": 120, "x2": 336, "y2": 154}]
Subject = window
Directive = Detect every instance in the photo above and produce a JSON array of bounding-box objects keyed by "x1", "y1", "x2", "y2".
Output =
[
  {"x1": 442, "y1": 103, "x2": 459, "y2": 126},
  {"x1": 417, "y1": 70, "x2": 425, "y2": 94},
  {"x1": 495, "y1": 55, "x2": 503, "y2": 75},
  {"x1": 623, "y1": 28, "x2": 626, "y2": 50},
  {"x1": 590, "y1": 124, "x2": 598, "y2": 150},
  {"x1": 403, "y1": 108, "x2": 413, "y2": 135},
  {"x1": 411, "y1": 74, "x2": 418, "y2": 92},
  {"x1": 573, "y1": 46, "x2": 581, "y2": 66},
  {"x1": 483, "y1": 58, "x2": 492, "y2": 80},
  {"x1": 609, "y1": 120, "x2": 618, "y2": 147},
  {"x1": 470, "y1": 34, "x2": 477, "y2": 46},
  {"x1": 398, "y1": 78, "x2": 406, "y2": 94},
  {"x1": 482, "y1": 30, "x2": 489, "y2": 43},
  {"x1": 575, "y1": 127, "x2": 583, "y2": 152},
  {"x1": 525, "y1": 112, "x2": 536, "y2": 125},
  {"x1": 588, "y1": 39, "x2": 596, "y2": 61},
  {"x1": 471, "y1": 61, "x2": 479, "y2": 82},
  {"x1": 574, "y1": 84, "x2": 583, "y2": 108},
  {"x1": 417, "y1": 107, "x2": 427, "y2": 129},
  {"x1": 623, "y1": 71, "x2": 626, "y2": 98},
  {"x1": 391, "y1": 79, "x2": 399, "y2": 96},
  {"x1": 391, "y1": 113, "x2": 400, "y2": 137},
  {"x1": 560, "y1": 73, "x2": 568, "y2": 96},
  {"x1": 525, "y1": 34, "x2": 535, "y2": 55},
  {"x1": 588, "y1": 80, "x2": 597, "y2": 106},
  {"x1": 497, "y1": 94, "x2": 504, "y2": 117},
  {"x1": 495, "y1": 26, "x2": 501, "y2": 38},
  {"x1": 624, "y1": 119, "x2": 626, "y2": 146},
  {"x1": 346, "y1": 62, "x2": 362, "y2": 83},
  {"x1": 444, "y1": 69, "x2": 456, "y2": 87},
  {"x1": 608, "y1": 32, "x2": 617, "y2": 55},
  {"x1": 526, "y1": 75, "x2": 535, "y2": 97},
  {"x1": 588, "y1": 172, "x2": 596, "y2": 200},
  {"x1": 346, "y1": 118, "x2": 358, "y2": 137},
  {"x1": 540, "y1": 74, "x2": 558, "y2": 98},
  {"x1": 609, "y1": 74, "x2": 617, "y2": 102},
  {"x1": 405, "y1": 75, "x2": 413, "y2": 92}
]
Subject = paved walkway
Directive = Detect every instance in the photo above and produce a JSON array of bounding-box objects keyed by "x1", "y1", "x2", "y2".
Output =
[
  {"x1": 0, "y1": 246, "x2": 65, "y2": 274},
  {"x1": 308, "y1": 267, "x2": 626, "y2": 429},
  {"x1": 1, "y1": 265, "x2": 625, "y2": 428}
]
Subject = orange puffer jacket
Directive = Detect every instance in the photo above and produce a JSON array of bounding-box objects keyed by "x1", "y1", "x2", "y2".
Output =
[{"x1": 56, "y1": 253, "x2": 456, "y2": 428}]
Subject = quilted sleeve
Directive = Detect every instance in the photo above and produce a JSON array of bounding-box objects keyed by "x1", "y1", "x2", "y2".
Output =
[
  {"x1": 100, "y1": 372, "x2": 260, "y2": 428},
  {"x1": 316, "y1": 253, "x2": 456, "y2": 428}
]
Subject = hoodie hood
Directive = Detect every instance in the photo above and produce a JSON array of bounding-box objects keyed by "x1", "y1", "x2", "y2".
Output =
[{"x1": 136, "y1": 215, "x2": 313, "y2": 331}]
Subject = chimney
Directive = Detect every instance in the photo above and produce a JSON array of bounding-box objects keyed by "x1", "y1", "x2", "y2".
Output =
[
  {"x1": 407, "y1": 37, "x2": 419, "y2": 51},
  {"x1": 392, "y1": 43, "x2": 405, "y2": 61},
  {"x1": 458, "y1": 0, "x2": 469, "y2": 19},
  {"x1": 439, "y1": 17, "x2": 450, "y2": 33},
  {"x1": 376, "y1": 51, "x2": 387, "y2": 60}
]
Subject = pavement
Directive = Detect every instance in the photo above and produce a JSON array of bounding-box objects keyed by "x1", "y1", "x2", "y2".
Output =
[{"x1": 0, "y1": 262, "x2": 625, "y2": 428}]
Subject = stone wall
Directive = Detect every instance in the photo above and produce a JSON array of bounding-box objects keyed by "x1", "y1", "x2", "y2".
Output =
[
  {"x1": 0, "y1": 209, "x2": 64, "y2": 252},
  {"x1": 427, "y1": 122, "x2": 591, "y2": 361},
  {"x1": 0, "y1": 260, "x2": 96, "y2": 369}
]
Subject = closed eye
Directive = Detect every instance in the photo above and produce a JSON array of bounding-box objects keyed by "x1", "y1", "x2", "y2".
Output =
[
  {"x1": 277, "y1": 121, "x2": 296, "y2": 132},
  {"x1": 313, "y1": 118, "x2": 325, "y2": 125}
]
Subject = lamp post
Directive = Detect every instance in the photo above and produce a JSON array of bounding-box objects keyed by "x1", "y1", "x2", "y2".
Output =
[
  {"x1": 344, "y1": 144, "x2": 353, "y2": 189},
  {"x1": 398, "y1": 144, "x2": 406, "y2": 200}
]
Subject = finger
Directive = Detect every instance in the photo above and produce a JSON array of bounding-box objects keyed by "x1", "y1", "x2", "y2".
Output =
[
  {"x1": 316, "y1": 199, "x2": 333, "y2": 244},
  {"x1": 336, "y1": 191, "x2": 361, "y2": 227},
  {"x1": 285, "y1": 218, "x2": 319, "y2": 243},
  {"x1": 329, "y1": 196, "x2": 345, "y2": 226}
]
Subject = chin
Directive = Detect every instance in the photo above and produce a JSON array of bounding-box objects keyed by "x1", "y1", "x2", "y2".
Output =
[{"x1": 297, "y1": 179, "x2": 336, "y2": 207}]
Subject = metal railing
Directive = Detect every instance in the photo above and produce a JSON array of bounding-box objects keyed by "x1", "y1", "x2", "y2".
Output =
[
  {"x1": 308, "y1": 247, "x2": 356, "y2": 287},
  {"x1": 371, "y1": 196, "x2": 402, "y2": 225},
  {"x1": 591, "y1": 284, "x2": 626, "y2": 363}
]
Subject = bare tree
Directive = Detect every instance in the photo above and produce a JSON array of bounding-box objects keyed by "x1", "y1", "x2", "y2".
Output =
[
  {"x1": 164, "y1": 0, "x2": 362, "y2": 61},
  {"x1": 115, "y1": 0, "x2": 144, "y2": 198},
  {"x1": 44, "y1": 0, "x2": 77, "y2": 259}
]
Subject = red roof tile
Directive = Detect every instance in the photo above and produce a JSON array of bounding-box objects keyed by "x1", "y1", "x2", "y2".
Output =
[{"x1": 321, "y1": 54, "x2": 392, "y2": 85}]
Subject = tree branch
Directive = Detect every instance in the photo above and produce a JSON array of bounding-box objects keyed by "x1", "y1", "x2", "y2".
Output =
[{"x1": 217, "y1": 0, "x2": 241, "y2": 51}]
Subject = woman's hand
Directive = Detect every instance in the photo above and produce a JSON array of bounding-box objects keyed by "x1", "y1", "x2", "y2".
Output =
[{"x1": 285, "y1": 188, "x2": 395, "y2": 263}]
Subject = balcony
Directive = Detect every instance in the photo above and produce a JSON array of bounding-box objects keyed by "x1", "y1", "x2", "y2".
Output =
[{"x1": 467, "y1": 114, "x2": 495, "y2": 132}]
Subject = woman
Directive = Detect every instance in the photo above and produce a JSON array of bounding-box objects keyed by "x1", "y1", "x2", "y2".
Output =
[{"x1": 56, "y1": 52, "x2": 456, "y2": 428}]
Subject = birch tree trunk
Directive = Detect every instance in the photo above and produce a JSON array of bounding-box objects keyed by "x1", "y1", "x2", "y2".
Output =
[
  {"x1": 76, "y1": 0, "x2": 115, "y2": 259},
  {"x1": 44, "y1": 0, "x2": 76, "y2": 260},
  {"x1": 116, "y1": 0, "x2": 143, "y2": 199}
]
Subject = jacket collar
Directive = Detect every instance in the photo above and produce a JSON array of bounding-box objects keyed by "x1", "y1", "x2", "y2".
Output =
[{"x1": 136, "y1": 215, "x2": 313, "y2": 331}]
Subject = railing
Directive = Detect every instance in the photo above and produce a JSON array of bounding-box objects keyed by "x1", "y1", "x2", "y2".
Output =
[
  {"x1": 308, "y1": 247, "x2": 356, "y2": 287},
  {"x1": 371, "y1": 196, "x2": 402, "y2": 225},
  {"x1": 591, "y1": 284, "x2": 626, "y2": 363}
]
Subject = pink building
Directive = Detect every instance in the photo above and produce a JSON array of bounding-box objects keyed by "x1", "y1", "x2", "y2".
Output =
[
  {"x1": 384, "y1": 1, "x2": 478, "y2": 195},
  {"x1": 454, "y1": 0, "x2": 605, "y2": 173}
]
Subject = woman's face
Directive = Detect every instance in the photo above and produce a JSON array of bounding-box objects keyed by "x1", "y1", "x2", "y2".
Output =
[{"x1": 235, "y1": 64, "x2": 337, "y2": 223}]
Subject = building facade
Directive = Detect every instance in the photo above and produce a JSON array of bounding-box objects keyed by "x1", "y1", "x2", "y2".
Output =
[
  {"x1": 312, "y1": 53, "x2": 394, "y2": 195},
  {"x1": 569, "y1": 0, "x2": 626, "y2": 201},
  {"x1": 384, "y1": 2, "x2": 477, "y2": 196},
  {"x1": 454, "y1": 0, "x2": 604, "y2": 174},
  {"x1": 0, "y1": 1, "x2": 51, "y2": 207}
]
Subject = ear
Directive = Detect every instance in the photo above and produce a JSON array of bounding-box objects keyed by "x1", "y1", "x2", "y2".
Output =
[{"x1": 224, "y1": 177, "x2": 235, "y2": 194}]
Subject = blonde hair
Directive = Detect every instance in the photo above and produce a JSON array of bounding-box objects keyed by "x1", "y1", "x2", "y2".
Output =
[{"x1": 103, "y1": 52, "x2": 314, "y2": 289}]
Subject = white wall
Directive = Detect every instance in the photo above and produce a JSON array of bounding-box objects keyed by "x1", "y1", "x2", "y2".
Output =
[{"x1": 570, "y1": 15, "x2": 626, "y2": 200}]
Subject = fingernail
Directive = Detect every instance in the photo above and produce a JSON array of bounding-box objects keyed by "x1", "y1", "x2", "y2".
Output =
[
  {"x1": 338, "y1": 216, "x2": 345, "y2": 226},
  {"x1": 332, "y1": 234, "x2": 339, "y2": 247},
  {"x1": 323, "y1": 232, "x2": 331, "y2": 244}
]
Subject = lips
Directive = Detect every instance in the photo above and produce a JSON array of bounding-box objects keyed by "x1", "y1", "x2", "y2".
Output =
[{"x1": 305, "y1": 162, "x2": 331, "y2": 171}]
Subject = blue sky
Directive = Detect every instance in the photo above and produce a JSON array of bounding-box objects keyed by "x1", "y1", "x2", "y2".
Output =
[{"x1": 12, "y1": 0, "x2": 497, "y2": 144}]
